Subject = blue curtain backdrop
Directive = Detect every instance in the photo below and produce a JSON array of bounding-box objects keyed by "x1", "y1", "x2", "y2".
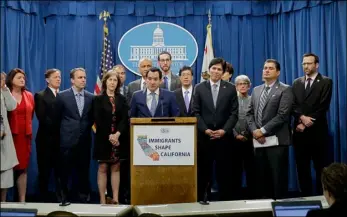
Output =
[{"x1": 1, "y1": 1, "x2": 346, "y2": 197}]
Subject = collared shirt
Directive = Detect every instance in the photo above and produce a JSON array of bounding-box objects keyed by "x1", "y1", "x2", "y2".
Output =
[
  {"x1": 120, "y1": 85, "x2": 125, "y2": 95},
  {"x1": 305, "y1": 72, "x2": 318, "y2": 88},
  {"x1": 233, "y1": 94, "x2": 251, "y2": 137},
  {"x1": 163, "y1": 71, "x2": 172, "y2": 90},
  {"x1": 181, "y1": 85, "x2": 193, "y2": 105},
  {"x1": 72, "y1": 86, "x2": 85, "y2": 109},
  {"x1": 209, "y1": 79, "x2": 221, "y2": 93},
  {"x1": 146, "y1": 88, "x2": 160, "y2": 110},
  {"x1": 265, "y1": 80, "x2": 276, "y2": 93},
  {"x1": 141, "y1": 77, "x2": 146, "y2": 90},
  {"x1": 48, "y1": 86, "x2": 59, "y2": 97},
  {"x1": 260, "y1": 80, "x2": 276, "y2": 134}
]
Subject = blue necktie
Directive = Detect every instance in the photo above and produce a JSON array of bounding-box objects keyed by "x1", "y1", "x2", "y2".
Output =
[
  {"x1": 163, "y1": 76, "x2": 168, "y2": 90},
  {"x1": 150, "y1": 92, "x2": 157, "y2": 117},
  {"x1": 184, "y1": 90, "x2": 190, "y2": 112}
]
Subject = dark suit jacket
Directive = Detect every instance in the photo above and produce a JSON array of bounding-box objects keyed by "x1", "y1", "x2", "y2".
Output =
[
  {"x1": 127, "y1": 79, "x2": 142, "y2": 105},
  {"x1": 246, "y1": 80, "x2": 293, "y2": 145},
  {"x1": 93, "y1": 93, "x2": 129, "y2": 160},
  {"x1": 130, "y1": 88, "x2": 180, "y2": 118},
  {"x1": 174, "y1": 87, "x2": 194, "y2": 117},
  {"x1": 192, "y1": 80, "x2": 238, "y2": 136},
  {"x1": 35, "y1": 87, "x2": 59, "y2": 150},
  {"x1": 159, "y1": 72, "x2": 181, "y2": 91},
  {"x1": 55, "y1": 88, "x2": 94, "y2": 148},
  {"x1": 306, "y1": 200, "x2": 347, "y2": 217},
  {"x1": 292, "y1": 73, "x2": 332, "y2": 143}
]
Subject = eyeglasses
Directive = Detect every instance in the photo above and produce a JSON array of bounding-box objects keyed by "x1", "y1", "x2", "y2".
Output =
[
  {"x1": 236, "y1": 82, "x2": 249, "y2": 86},
  {"x1": 302, "y1": 62, "x2": 315, "y2": 66},
  {"x1": 159, "y1": 59, "x2": 171, "y2": 63}
]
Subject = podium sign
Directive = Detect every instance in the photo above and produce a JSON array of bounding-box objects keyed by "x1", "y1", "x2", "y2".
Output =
[
  {"x1": 130, "y1": 117, "x2": 197, "y2": 205},
  {"x1": 133, "y1": 125, "x2": 194, "y2": 166}
]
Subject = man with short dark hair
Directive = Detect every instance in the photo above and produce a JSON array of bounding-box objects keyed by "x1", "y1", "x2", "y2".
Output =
[
  {"x1": 174, "y1": 66, "x2": 194, "y2": 117},
  {"x1": 192, "y1": 57, "x2": 238, "y2": 201},
  {"x1": 55, "y1": 67, "x2": 94, "y2": 205},
  {"x1": 292, "y1": 53, "x2": 333, "y2": 197},
  {"x1": 246, "y1": 59, "x2": 293, "y2": 199},
  {"x1": 158, "y1": 51, "x2": 181, "y2": 91},
  {"x1": 35, "y1": 68, "x2": 61, "y2": 202},
  {"x1": 130, "y1": 67, "x2": 179, "y2": 118}
]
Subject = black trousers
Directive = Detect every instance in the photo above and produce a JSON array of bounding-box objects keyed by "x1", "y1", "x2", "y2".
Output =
[
  {"x1": 232, "y1": 138, "x2": 256, "y2": 199},
  {"x1": 197, "y1": 136, "x2": 236, "y2": 201},
  {"x1": 294, "y1": 130, "x2": 327, "y2": 196},
  {"x1": 58, "y1": 143, "x2": 91, "y2": 202},
  {"x1": 36, "y1": 141, "x2": 61, "y2": 202},
  {"x1": 254, "y1": 146, "x2": 289, "y2": 199}
]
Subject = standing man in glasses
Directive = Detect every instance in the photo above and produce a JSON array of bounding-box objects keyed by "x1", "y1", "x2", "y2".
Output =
[
  {"x1": 158, "y1": 51, "x2": 181, "y2": 91},
  {"x1": 292, "y1": 53, "x2": 333, "y2": 197}
]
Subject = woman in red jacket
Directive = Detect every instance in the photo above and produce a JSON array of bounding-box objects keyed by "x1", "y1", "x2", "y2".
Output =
[{"x1": 6, "y1": 68, "x2": 34, "y2": 202}]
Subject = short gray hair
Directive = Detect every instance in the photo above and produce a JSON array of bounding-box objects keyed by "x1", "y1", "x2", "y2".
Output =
[
  {"x1": 138, "y1": 57, "x2": 152, "y2": 67},
  {"x1": 234, "y1": 75, "x2": 251, "y2": 85}
]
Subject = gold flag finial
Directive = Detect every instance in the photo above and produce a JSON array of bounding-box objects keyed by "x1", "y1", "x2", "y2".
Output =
[
  {"x1": 208, "y1": 9, "x2": 212, "y2": 25},
  {"x1": 99, "y1": 10, "x2": 111, "y2": 22}
]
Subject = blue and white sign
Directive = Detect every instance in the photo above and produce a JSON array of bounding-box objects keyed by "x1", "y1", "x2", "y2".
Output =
[{"x1": 118, "y1": 21, "x2": 198, "y2": 76}]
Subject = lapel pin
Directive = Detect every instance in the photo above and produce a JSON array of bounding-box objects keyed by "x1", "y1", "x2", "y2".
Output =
[
  {"x1": 317, "y1": 80, "x2": 320, "y2": 82},
  {"x1": 223, "y1": 86, "x2": 226, "y2": 88}
]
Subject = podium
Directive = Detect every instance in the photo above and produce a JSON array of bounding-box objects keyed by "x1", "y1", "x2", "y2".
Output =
[{"x1": 130, "y1": 117, "x2": 197, "y2": 205}]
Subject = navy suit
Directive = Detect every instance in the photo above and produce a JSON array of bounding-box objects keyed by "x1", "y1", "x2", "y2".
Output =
[
  {"x1": 130, "y1": 88, "x2": 180, "y2": 117},
  {"x1": 55, "y1": 88, "x2": 94, "y2": 202}
]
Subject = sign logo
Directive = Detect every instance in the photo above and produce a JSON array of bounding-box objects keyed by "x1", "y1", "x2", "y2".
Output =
[{"x1": 118, "y1": 22, "x2": 198, "y2": 76}]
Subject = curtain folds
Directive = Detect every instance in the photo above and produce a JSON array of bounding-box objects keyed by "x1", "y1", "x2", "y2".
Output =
[{"x1": 1, "y1": 0, "x2": 346, "y2": 195}]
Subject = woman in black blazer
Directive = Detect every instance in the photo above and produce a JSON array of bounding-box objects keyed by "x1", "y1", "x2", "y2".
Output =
[
  {"x1": 306, "y1": 163, "x2": 347, "y2": 217},
  {"x1": 93, "y1": 71, "x2": 129, "y2": 204}
]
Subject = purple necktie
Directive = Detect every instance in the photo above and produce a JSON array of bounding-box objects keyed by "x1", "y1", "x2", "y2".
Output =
[{"x1": 184, "y1": 90, "x2": 190, "y2": 112}]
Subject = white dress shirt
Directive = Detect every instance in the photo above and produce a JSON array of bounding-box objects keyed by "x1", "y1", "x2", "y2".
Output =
[
  {"x1": 141, "y1": 78, "x2": 146, "y2": 90},
  {"x1": 182, "y1": 85, "x2": 193, "y2": 105},
  {"x1": 305, "y1": 72, "x2": 318, "y2": 88},
  {"x1": 48, "y1": 87, "x2": 59, "y2": 97},
  {"x1": 146, "y1": 88, "x2": 160, "y2": 110},
  {"x1": 209, "y1": 79, "x2": 221, "y2": 93}
]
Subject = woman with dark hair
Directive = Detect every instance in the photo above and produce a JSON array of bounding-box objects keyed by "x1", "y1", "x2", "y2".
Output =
[
  {"x1": 306, "y1": 162, "x2": 347, "y2": 217},
  {"x1": 93, "y1": 70, "x2": 129, "y2": 204},
  {"x1": 6, "y1": 68, "x2": 35, "y2": 202},
  {"x1": 1, "y1": 72, "x2": 18, "y2": 201},
  {"x1": 221, "y1": 62, "x2": 234, "y2": 82}
]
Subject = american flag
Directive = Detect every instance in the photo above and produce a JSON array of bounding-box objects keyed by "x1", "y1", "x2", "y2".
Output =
[
  {"x1": 94, "y1": 23, "x2": 114, "y2": 95},
  {"x1": 93, "y1": 23, "x2": 113, "y2": 133}
]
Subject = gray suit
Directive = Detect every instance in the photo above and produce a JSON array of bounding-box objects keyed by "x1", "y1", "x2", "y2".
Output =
[
  {"x1": 1, "y1": 88, "x2": 19, "y2": 188},
  {"x1": 246, "y1": 80, "x2": 293, "y2": 199},
  {"x1": 160, "y1": 72, "x2": 181, "y2": 91},
  {"x1": 127, "y1": 79, "x2": 142, "y2": 105}
]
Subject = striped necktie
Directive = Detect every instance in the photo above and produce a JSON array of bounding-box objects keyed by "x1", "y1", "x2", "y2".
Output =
[{"x1": 257, "y1": 86, "x2": 270, "y2": 127}]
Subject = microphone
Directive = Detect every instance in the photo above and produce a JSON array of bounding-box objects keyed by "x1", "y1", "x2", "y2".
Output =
[{"x1": 199, "y1": 181, "x2": 210, "y2": 205}]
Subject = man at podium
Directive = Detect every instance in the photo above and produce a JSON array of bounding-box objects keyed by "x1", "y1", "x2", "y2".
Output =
[{"x1": 130, "y1": 67, "x2": 180, "y2": 118}]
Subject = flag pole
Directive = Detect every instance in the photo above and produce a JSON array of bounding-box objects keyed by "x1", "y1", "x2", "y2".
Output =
[
  {"x1": 201, "y1": 9, "x2": 212, "y2": 81},
  {"x1": 99, "y1": 10, "x2": 111, "y2": 74}
]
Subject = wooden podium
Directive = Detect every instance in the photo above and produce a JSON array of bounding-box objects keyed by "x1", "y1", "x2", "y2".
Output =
[{"x1": 130, "y1": 117, "x2": 197, "y2": 205}]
